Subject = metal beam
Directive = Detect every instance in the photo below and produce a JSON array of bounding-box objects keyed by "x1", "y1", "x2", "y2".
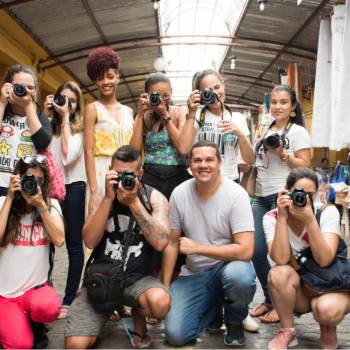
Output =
[
  {"x1": 0, "y1": 0, "x2": 34, "y2": 9},
  {"x1": 38, "y1": 35, "x2": 157, "y2": 65},
  {"x1": 222, "y1": 71, "x2": 274, "y2": 84},
  {"x1": 239, "y1": 0, "x2": 330, "y2": 100}
]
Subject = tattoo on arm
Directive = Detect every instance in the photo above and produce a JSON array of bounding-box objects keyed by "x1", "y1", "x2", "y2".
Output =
[{"x1": 132, "y1": 191, "x2": 170, "y2": 243}]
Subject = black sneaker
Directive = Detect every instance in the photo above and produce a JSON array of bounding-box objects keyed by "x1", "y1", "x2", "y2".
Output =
[
  {"x1": 30, "y1": 321, "x2": 49, "y2": 349},
  {"x1": 224, "y1": 323, "x2": 245, "y2": 347},
  {"x1": 206, "y1": 311, "x2": 224, "y2": 334}
]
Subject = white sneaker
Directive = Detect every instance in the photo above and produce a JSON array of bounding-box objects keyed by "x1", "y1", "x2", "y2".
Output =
[{"x1": 243, "y1": 314, "x2": 259, "y2": 333}]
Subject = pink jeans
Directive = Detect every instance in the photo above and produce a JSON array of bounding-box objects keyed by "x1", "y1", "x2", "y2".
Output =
[{"x1": 0, "y1": 284, "x2": 60, "y2": 349}]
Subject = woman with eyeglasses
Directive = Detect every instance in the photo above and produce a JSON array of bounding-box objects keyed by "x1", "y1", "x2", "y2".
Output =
[
  {"x1": 265, "y1": 168, "x2": 349, "y2": 350},
  {"x1": 0, "y1": 156, "x2": 64, "y2": 349},
  {"x1": 0, "y1": 65, "x2": 52, "y2": 197},
  {"x1": 43, "y1": 81, "x2": 86, "y2": 319},
  {"x1": 179, "y1": 69, "x2": 254, "y2": 182},
  {"x1": 130, "y1": 72, "x2": 191, "y2": 199},
  {"x1": 250, "y1": 85, "x2": 311, "y2": 324},
  {"x1": 84, "y1": 47, "x2": 134, "y2": 215}
]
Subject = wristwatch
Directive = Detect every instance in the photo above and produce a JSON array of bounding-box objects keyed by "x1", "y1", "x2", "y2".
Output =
[{"x1": 164, "y1": 116, "x2": 171, "y2": 125}]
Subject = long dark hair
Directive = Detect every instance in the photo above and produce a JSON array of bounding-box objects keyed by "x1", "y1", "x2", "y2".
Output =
[
  {"x1": 1, "y1": 160, "x2": 51, "y2": 248},
  {"x1": 2, "y1": 64, "x2": 39, "y2": 117},
  {"x1": 51, "y1": 81, "x2": 84, "y2": 136},
  {"x1": 270, "y1": 85, "x2": 304, "y2": 127}
]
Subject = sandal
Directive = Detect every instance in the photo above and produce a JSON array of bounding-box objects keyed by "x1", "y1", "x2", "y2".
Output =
[
  {"x1": 129, "y1": 330, "x2": 153, "y2": 349},
  {"x1": 249, "y1": 302, "x2": 272, "y2": 317},
  {"x1": 57, "y1": 305, "x2": 70, "y2": 320},
  {"x1": 146, "y1": 316, "x2": 160, "y2": 325},
  {"x1": 259, "y1": 308, "x2": 280, "y2": 323}
]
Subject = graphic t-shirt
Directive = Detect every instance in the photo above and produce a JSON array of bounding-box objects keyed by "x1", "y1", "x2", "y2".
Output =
[
  {"x1": 91, "y1": 186, "x2": 155, "y2": 283},
  {"x1": 0, "y1": 114, "x2": 37, "y2": 187},
  {"x1": 0, "y1": 197, "x2": 62, "y2": 298},
  {"x1": 194, "y1": 108, "x2": 250, "y2": 180},
  {"x1": 263, "y1": 203, "x2": 340, "y2": 255}
]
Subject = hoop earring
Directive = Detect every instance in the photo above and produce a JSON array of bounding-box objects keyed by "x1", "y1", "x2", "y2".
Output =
[{"x1": 290, "y1": 110, "x2": 296, "y2": 117}]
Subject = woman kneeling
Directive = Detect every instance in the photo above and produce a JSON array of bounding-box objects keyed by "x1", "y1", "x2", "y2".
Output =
[{"x1": 265, "y1": 167, "x2": 350, "y2": 350}]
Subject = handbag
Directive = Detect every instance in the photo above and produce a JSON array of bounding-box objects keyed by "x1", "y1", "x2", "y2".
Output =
[
  {"x1": 84, "y1": 216, "x2": 135, "y2": 313},
  {"x1": 289, "y1": 208, "x2": 350, "y2": 297},
  {"x1": 38, "y1": 148, "x2": 66, "y2": 202},
  {"x1": 241, "y1": 166, "x2": 257, "y2": 197}
]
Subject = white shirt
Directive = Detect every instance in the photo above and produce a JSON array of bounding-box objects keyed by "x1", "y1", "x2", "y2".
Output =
[
  {"x1": 49, "y1": 133, "x2": 86, "y2": 185},
  {"x1": 263, "y1": 203, "x2": 340, "y2": 255},
  {"x1": 194, "y1": 108, "x2": 250, "y2": 181},
  {"x1": 0, "y1": 197, "x2": 62, "y2": 298},
  {"x1": 255, "y1": 123, "x2": 311, "y2": 197}
]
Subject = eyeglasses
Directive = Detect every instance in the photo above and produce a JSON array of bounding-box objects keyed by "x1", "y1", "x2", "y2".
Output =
[{"x1": 21, "y1": 155, "x2": 47, "y2": 165}]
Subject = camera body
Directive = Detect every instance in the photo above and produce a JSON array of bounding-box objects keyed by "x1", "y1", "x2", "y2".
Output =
[
  {"x1": 149, "y1": 92, "x2": 161, "y2": 107},
  {"x1": 13, "y1": 84, "x2": 27, "y2": 97},
  {"x1": 53, "y1": 93, "x2": 72, "y2": 110},
  {"x1": 263, "y1": 133, "x2": 287, "y2": 151},
  {"x1": 285, "y1": 188, "x2": 308, "y2": 207},
  {"x1": 115, "y1": 170, "x2": 136, "y2": 191},
  {"x1": 200, "y1": 89, "x2": 216, "y2": 105},
  {"x1": 21, "y1": 174, "x2": 38, "y2": 196}
]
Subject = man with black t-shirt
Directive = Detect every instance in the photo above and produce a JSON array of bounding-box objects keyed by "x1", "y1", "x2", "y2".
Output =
[{"x1": 65, "y1": 145, "x2": 171, "y2": 349}]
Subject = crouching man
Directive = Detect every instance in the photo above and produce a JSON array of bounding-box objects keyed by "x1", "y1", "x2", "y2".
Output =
[
  {"x1": 162, "y1": 140, "x2": 256, "y2": 347},
  {"x1": 65, "y1": 145, "x2": 171, "y2": 349}
]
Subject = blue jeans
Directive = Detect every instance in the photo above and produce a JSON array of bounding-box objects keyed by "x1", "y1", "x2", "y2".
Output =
[
  {"x1": 60, "y1": 181, "x2": 86, "y2": 306},
  {"x1": 165, "y1": 260, "x2": 256, "y2": 346},
  {"x1": 252, "y1": 194, "x2": 277, "y2": 306}
]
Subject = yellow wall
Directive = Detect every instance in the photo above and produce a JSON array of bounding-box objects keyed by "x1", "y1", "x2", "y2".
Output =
[{"x1": 0, "y1": 11, "x2": 94, "y2": 106}]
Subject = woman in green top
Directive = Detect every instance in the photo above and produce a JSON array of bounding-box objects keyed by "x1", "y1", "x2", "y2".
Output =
[{"x1": 130, "y1": 73, "x2": 191, "y2": 200}]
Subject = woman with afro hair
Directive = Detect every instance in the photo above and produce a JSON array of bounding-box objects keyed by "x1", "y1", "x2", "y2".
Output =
[{"x1": 84, "y1": 47, "x2": 134, "y2": 214}]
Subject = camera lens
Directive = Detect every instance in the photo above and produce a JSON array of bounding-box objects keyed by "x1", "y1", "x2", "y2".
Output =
[
  {"x1": 53, "y1": 94, "x2": 66, "y2": 106},
  {"x1": 291, "y1": 190, "x2": 307, "y2": 207},
  {"x1": 13, "y1": 84, "x2": 27, "y2": 97},
  {"x1": 21, "y1": 175, "x2": 38, "y2": 196},
  {"x1": 200, "y1": 89, "x2": 216, "y2": 105},
  {"x1": 122, "y1": 175, "x2": 135, "y2": 190},
  {"x1": 263, "y1": 134, "x2": 281, "y2": 150},
  {"x1": 149, "y1": 92, "x2": 161, "y2": 107}
]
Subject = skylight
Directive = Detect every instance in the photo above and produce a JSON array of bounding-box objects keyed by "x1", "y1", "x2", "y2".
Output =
[{"x1": 158, "y1": 0, "x2": 247, "y2": 104}]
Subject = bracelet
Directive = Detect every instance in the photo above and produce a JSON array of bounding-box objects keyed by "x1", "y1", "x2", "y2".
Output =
[
  {"x1": 37, "y1": 206, "x2": 49, "y2": 214},
  {"x1": 164, "y1": 116, "x2": 171, "y2": 125},
  {"x1": 186, "y1": 113, "x2": 195, "y2": 120}
]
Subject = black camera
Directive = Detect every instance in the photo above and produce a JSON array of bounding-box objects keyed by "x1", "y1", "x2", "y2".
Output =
[
  {"x1": 53, "y1": 93, "x2": 72, "y2": 109},
  {"x1": 21, "y1": 174, "x2": 38, "y2": 196},
  {"x1": 13, "y1": 84, "x2": 27, "y2": 97},
  {"x1": 149, "y1": 92, "x2": 161, "y2": 107},
  {"x1": 286, "y1": 188, "x2": 308, "y2": 207},
  {"x1": 200, "y1": 89, "x2": 216, "y2": 105},
  {"x1": 263, "y1": 133, "x2": 287, "y2": 151},
  {"x1": 115, "y1": 170, "x2": 136, "y2": 191}
]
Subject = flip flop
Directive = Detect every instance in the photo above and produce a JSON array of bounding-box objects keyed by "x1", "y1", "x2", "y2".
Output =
[
  {"x1": 249, "y1": 303, "x2": 272, "y2": 317},
  {"x1": 259, "y1": 308, "x2": 280, "y2": 324},
  {"x1": 129, "y1": 330, "x2": 153, "y2": 349}
]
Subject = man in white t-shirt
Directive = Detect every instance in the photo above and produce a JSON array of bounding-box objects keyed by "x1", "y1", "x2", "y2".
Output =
[{"x1": 162, "y1": 140, "x2": 256, "y2": 347}]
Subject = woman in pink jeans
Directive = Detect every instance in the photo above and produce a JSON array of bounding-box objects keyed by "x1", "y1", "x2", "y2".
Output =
[{"x1": 0, "y1": 155, "x2": 64, "y2": 349}]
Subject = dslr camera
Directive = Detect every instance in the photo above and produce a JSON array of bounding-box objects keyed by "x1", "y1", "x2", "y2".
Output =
[
  {"x1": 53, "y1": 93, "x2": 72, "y2": 110},
  {"x1": 21, "y1": 174, "x2": 38, "y2": 196},
  {"x1": 149, "y1": 92, "x2": 161, "y2": 107},
  {"x1": 285, "y1": 188, "x2": 308, "y2": 207},
  {"x1": 263, "y1": 133, "x2": 287, "y2": 151},
  {"x1": 115, "y1": 170, "x2": 136, "y2": 191},
  {"x1": 13, "y1": 84, "x2": 27, "y2": 97},
  {"x1": 200, "y1": 88, "x2": 216, "y2": 105}
]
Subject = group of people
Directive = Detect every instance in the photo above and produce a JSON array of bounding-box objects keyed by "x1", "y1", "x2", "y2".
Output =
[{"x1": 0, "y1": 46, "x2": 348, "y2": 350}]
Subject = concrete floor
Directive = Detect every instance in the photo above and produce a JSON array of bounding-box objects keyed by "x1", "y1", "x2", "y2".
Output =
[{"x1": 48, "y1": 245, "x2": 350, "y2": 349}]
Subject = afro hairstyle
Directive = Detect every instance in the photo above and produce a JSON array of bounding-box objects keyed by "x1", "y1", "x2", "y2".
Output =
[{"x1": 86, "y1": 47, "x2": 121, "y2": 81}]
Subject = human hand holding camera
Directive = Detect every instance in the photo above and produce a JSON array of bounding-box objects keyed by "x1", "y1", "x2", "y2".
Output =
[
  {"x1": 0, "y1": 83, "x2": 12, "y2": 107},
  {"x1": 8, "y1": 84, "x2": 35, "y2": 111},
  {"x1": 137, "y1": 93, "x2": 150, "y2": 117},
  {"x1": 148, "y1": 92, "x2": 170, "y2": 120},
  {"x1": 7, "y1": 174, "x2": 21, "y2": 201},
  {"x1": 187, "y1": 90, "x2": 201, "y2": 116},
  {"x1": 21, "y1": 184, "x2": 46, "y2": 210},
  {"x1": 43, "y1": 94, "x2": 54, "y2": 116},
  {"x1": 277, "y1": 190, "x2": 292, "y2": 219},
  {"x1": 289, "y1": 195, "x2": 314, "y2": 224}
]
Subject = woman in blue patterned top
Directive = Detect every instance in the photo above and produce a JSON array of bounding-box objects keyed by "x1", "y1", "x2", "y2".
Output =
[{"x1": 130, "y1": 73, "x2": 191, "y2": 200}]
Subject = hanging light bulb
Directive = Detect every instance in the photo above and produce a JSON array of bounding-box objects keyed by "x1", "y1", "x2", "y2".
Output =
[
  {"x1": 153, "y1": 56, "x2": 167, "y2": 71},
  {"x1": 152, "y1": 0, "x2": 159, "y2": 10},
  {"x1": 257, "y1": 0, "x2": 267, "y2": 12},
  {"x1": 297, "y1": 0, "x2": 303, "y2": 5},
  {"x1": 230, "y1": 56, "x2": 236, "y2": 70}
]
